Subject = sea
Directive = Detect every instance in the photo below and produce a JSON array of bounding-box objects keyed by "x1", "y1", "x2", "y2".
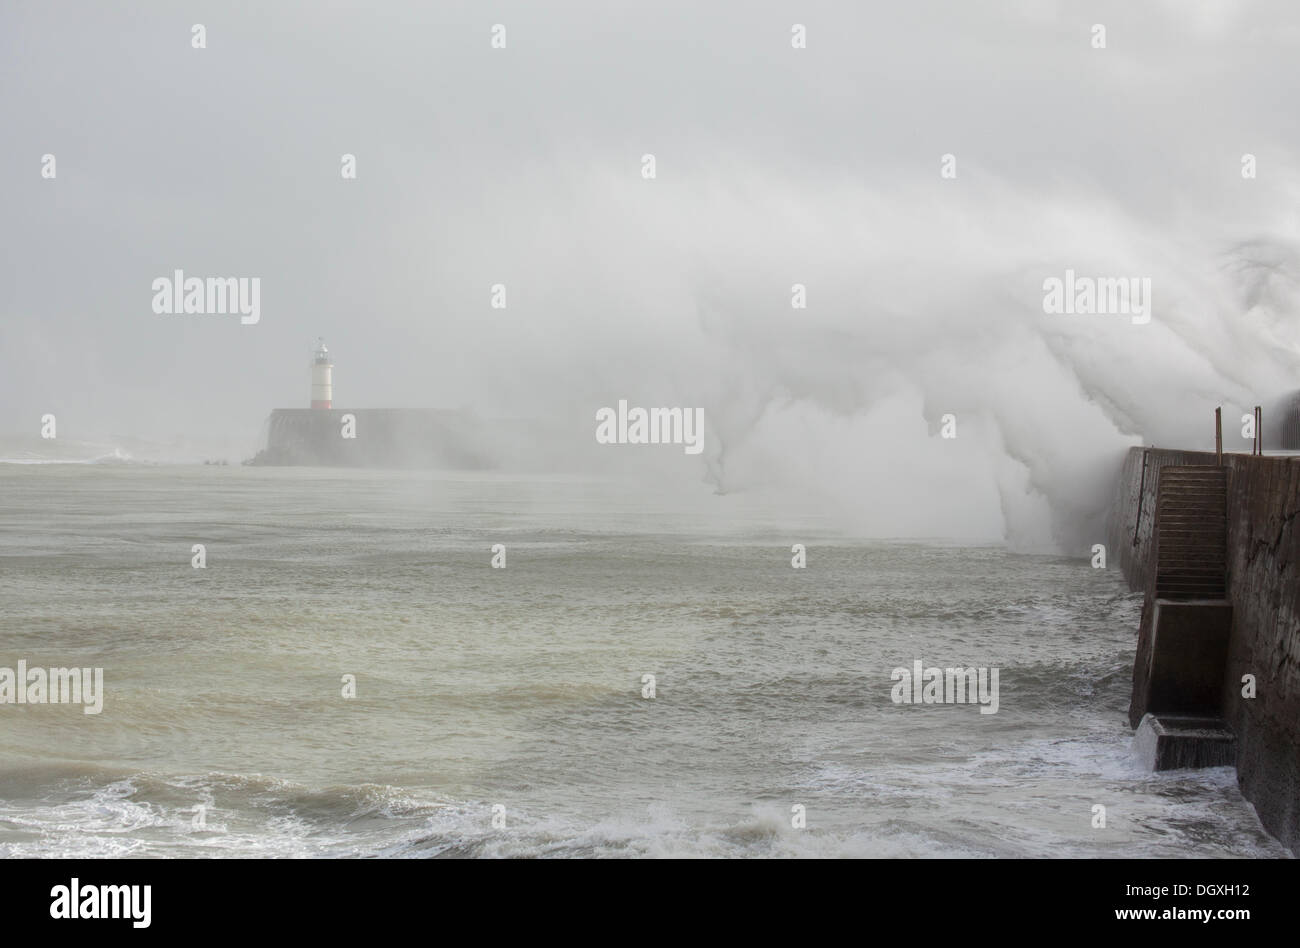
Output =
[{"x1": 0, "y1": 460, "x2": 1288, "y2": 857}]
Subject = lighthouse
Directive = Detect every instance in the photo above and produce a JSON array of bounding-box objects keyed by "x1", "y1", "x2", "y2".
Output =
[{"x1": 311, "y1": 338, "x2": 333, "y2": 409}]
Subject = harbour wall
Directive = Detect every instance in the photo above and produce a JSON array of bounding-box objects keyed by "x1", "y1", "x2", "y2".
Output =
[
  {"x1": 249, "y1": 409, "x2": 496, "y2": 469},
  {"x1": 1108, "y1": 446, "x2": 1300, "y2": 854}
]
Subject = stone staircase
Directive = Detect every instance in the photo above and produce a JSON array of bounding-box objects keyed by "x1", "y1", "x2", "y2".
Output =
[{"x1": 1154, "y1": 465, "x2": 1228, "y2": 600}]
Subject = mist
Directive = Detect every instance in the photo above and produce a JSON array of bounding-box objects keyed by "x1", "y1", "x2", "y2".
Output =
[{"x1": 2, "y1": 0, "x2": 1298, "y2": 550}]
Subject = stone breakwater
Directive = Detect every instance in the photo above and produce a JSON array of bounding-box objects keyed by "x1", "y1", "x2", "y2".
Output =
[{"x1": 248, "y1": 409, "x2": 495, "y2": 469}]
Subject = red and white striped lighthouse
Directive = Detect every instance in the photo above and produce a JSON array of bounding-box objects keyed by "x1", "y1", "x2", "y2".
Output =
[{"x1": 311, "y1": 338, "x2": 333, "y2": 409}]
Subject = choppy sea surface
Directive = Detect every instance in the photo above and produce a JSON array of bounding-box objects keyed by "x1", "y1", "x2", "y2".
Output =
[{"x1": 0, "y1": 464, "x2": 1287, "y2": 857}]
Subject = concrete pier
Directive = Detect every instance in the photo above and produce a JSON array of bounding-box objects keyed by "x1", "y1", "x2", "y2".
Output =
[{"x1": 1110, "y1": 447, "x2": 1300, "y2": 854}]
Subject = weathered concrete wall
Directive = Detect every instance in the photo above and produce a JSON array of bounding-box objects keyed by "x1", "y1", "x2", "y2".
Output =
[
  {"x1": 1144, "y1": 601, "x2": 1233, "y2": 714},
  {"x1": 249, "y1": 409, "x2": 495, "y2": 468},
  {"x1": 1219, "y1": 453, "x2": 1300, "y2": 855},
  {"x1": 1109, "y1": 446, "x2": 1300, "y2": 854}
]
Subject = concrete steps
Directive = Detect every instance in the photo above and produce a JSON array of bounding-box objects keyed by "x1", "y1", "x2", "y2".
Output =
[
  {"x1": 1135, "y1": 712, "x2": 1236, "y2": 770},
  {"x1": 1155, "y1": 466, "x2": 1227, "y2": 600}
]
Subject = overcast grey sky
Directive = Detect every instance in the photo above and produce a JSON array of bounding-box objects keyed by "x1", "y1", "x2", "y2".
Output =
[{"x1": 2, "y1": 1, "x2": 1298, "y2": 544}]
